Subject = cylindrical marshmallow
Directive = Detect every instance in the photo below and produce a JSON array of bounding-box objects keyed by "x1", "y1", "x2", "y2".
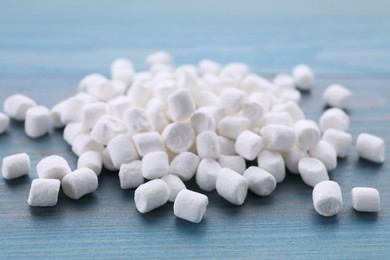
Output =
[
  {"x1": 2, "y1": 153, "x2": 30, "y2": 179},
  {"x1": 218, "y1": 155, "x2": 246, "y2": 175},
  {"x1": 220, "y1": 63, "x2": 249, "y2": 81},
  {"x1": 167, "y1": 88, "x2": 196, "y2": 121},
  {"x1": 198, "y1": 59, "x2": 221, "y2": 76},
  {"x1": 322, "y1": 84, "x2": 352, "y2": 109},
  {"x1": 273, "y1": 73, "x2": 295, "y2": 90},
  {"x1": 3, "y1": 94, "x2": 37, "y2": 121},
  {"x1": 351, "y1": 187, "x2": 380, "y2": 212},
  {"x1": 220, "y1": 87, "x2": 246, "y2": 113},
  {"x1": 283, "y1": 146, "x2": 309, "y2": 174},
  {"x1": 190, "y1": 111, "x2": 216, "y2": 134},
  {"x1": 50, "y1": 100, "x2": 67, "y2": 128},
  {"x1": 218, "y1": 136, "x2": 237, "y2": 155},
  {"x1": 298, "y1": 158, "x2": 329, "y2": 187},
  {"x1": 145, "y1": 51, "x2": 172, "y2": 67},
  {"x1": 91, "y1": 115, "x2": 127, "y2": 145},
  {"x1": 102, "y1": 148, "x2": 117, "y2": 171},
  {"x1": 174, "y1": 189, "x2": 209, "y2": 223},
  {"x1": 218, "y1": 116, "x2": 250, "y2": 140},
  {"x1": 72, "y1": 133, "x2": 104, "y2": 157},
  {"x1": 196, "y1": 158, "x2": 221, "y2": 192},
  {"x1": 257, "y1": 150, "x2": 285, "y2": 183},
  {"x1": 292, "y1": 64, "x2": 315, "y2": 91},
  {"x1": 132, "y1": 132, "x2": 165, "y2": 157},
  {"x1": 309, "y1": 140, "x2": 337, "y2": 171},
  {"x1": 27, "y1": 179, "x2": 61, "y2": 207},
  {"x1": 235, "y1": 130, "x2": 264, "y2": 161},
  {"x1": 241, "y1": 101, "x2": 264, "y2": 126},
  {"x1": 312, "y1": 181, "x2": 343, "y2": 217},
  {"x1": 260, "y1": 125, "x2": 296, "y2": 152},
  {"x1": 322, "y1": 129, "x2": 352, "y2": 158},
  {"x1": 319, "y1": 108, "x2": 350, "y2": 132},
  {"x1": 195, "y1": 90, "x2": 221, "y2": 108},
  {"x1": 294, "y1": 119, "x2": 321, "y2": 150},
  {"x1": 162, "y1": 123, "x2": 195, "y2": 153},
  {"x1": 0, "y1": 112, "x2": 10, "y2": 134},
  {"x1": 119, "y1": 160, "x2": 144, "y2": 189},
  {"x1": 161, "y1": 174, "x2": 186, "y2": 202},
  {"x1": 272, "y1": 101, "x2": 305, "y2": 123},
  {"x1": 25, "y1": 106, "x2": 50, "y2": 138},
  {"x1": 243, "y1": 166, "x2": 276, "y2": 196},
  {"x1": 81, "y1": 102, "x2": 107, "y2": 130},
  {"x1": 63, "y1": 122, "x2": 86, "y2": 145},
  {"x1": 107, "y1": 134, "x2": 139, "y2": 169},
  {"x1": 123, "y1": 107, "x2": 154, "y2": 134},
  {"x1": 216, "y1": 168, "x2": 248, "y2": 205},
  {"x1": 241, "y1": 74, "x2": 272, "y2": 93},
  {"x1": 261, "y1": 112, "x2": 293, "y2": 127},
  {"x1": 78, "y1": 73, "x2": 108, "y2": 92},
  {"x1": 37, "y1": 155, "x2": 71, "y2": 180},
  {"x1": 62, "y1": 167, "x2": 98, "y2": 200},
  {"x1": 134, "y1": 179, "x2": 169, "y2": 213},
  {"x1": 196, "y1": 131, "x2": 220, "y2": 159},
  {"x1": 60, "y1": 97, "x2": 87, "y2": 124},
  {"x1": 77, "y1": 151, "x2": 103, "y2": 176},
  {"x1": 356, "y1": 133, "x2": 386, "y2": 163},
  {"x1": 142, "y1": 151, "x2": 169, "y2": 179},
  {"x1": 169, "y1": 152, "x2": 200, "y2": 181},
  {"x1": 107, "y1": 95, "x2": 133, "y2": 119}
]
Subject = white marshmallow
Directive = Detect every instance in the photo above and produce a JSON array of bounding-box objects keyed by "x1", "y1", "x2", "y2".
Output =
[
  {"x1": 107, "y1": 134, "x2": 139, "y2": 169},
  {"x1": 356, "y1": 133, "x2": 386, "y2": 163},
  {"x1": 220, "y1": 87, "x2": 246, "y2": 113},
  {"x1": 298, "y1": 158, "x2": 329, "y2": 187},
  {"x1": 162, "y1": 123, "x2": 195, "y2": 153},
  {"x1": 218, "y1": 155, "x2": 246, "y2": 175},
  {"x1": 322, "y1": 84, "x2": 352, "y2": 109},
  {"x1": 27, "y1": 179, "x2": 61, "y2": 207},
  {"x1": 2, "y1": 153, "x2": 30, "y2": 179},
  {"x1": 309, "y1": 140, "x2": 337, "y2": 171},
  {"x1": 78, "y1": 73, "x2": 108, "y2": 92},
  {"x1": 161, "y1": 174, "x2": 186, "y2": 202},
  {"x1": 283, "y1": 146, "x2": 309, "y2": 174},
  {"x1": 261, "y1": 112, "x2": 293, "y2": 127},
  {"x1": 195, "y1": 90, "x2": 221, "y2": 108},
  {"x1": 190, "y1": 111, "x2": 216, "y2": 134},
  {"x1": 119, "y1": 160, "x2": 144, "y2": 189},
  {"x1": 77, "y1": 151, "x2": 102, "y2": 176},
  {"x1": 132, "y1": 132, "x2": 165, "y2": 157},
  {"x1": 167, "y1": 88, "x2": 196, "y2": 122},
  {"x1": 241, "y1": 74, "x2": 272, "y2": 93},
  {"x1": 81, "y1": 102, "x2": 107, "y2": 130},
  {"x1": 198, "y1": 59, "x2": 221, "y2": 75},
  {"x1": 243, "y1": 166, "x2": 276, "y2": 196},
  {"x1": 273, "y1": 73, "x2": 295, "y2": 90},
  {"x1": 257, "y1": 150, "x2": 285, "y2": 183},
  {"x1": 107, "y1": 95, "x2": 133, "y2": 119},
  {"x1": 248, "y1": 92, "x2": 272, "y2": 113},
  {"x1": 322, "y1": 129, "x2": 352, "y2": 158},
  {"x1": 174, "y1": 189, "x2": 208, "y2": 223},
  {"x1": 169, "y1": 152, "x2": 199, "y2": 181},
  {"x1": 3, "y1": 94, "x2": 37, "y2": 121},
  {"x1": 319, "y1": 108, "x2": 350, "y2": 132},
  {"x1": 62, "y1": 167, "x2": 98, "y2": 200},
  {"x1": 292, "y1": 64, "x2": 315, "y2": 91},
  {"x1": 196, "y1": 158, "x2": 221, "y2": 191},
  {"x1": 218, "y1": 116, "x2": 250, "y2": 140},
  {"x1": 142, "y1": 151, "x2": 169, "y2": 179},
  {"x1": 37, "y1": 155, "x2": 71, "y2": 180},
  {"x1": 145, "y1": 51, "x2": 172, "y2": 67},
  {"x1": 0, "y1": 112, "x2": 10, "y2": 134},
  {"x1": 60, "y1": 97, "x2": 86, "y2": 124},
  {"x1": 351, "y1": 187, "x2": 380, "y2": 212},
  {"x1": 86, "y1": 80, "x2": 126, "y2": 101},
  {"x1": 147, "y1": 99, "x2": 169, "y2": 133},
  {"x1": 312, "y1": 181, "x2": 343, "y2": 217},
  {"x1": 294, "y1": 119, "x2": 321, "y2": 150},
  {"x1": 50, "y1": 100, "x2": 67, "y2": 128},
  {"x1": 218, "y1": 136, "x2": 237, "y2": 155},
  {"x1": 91, "y1": 115, "x2": 127, "y2": 145},
  {"x1": 134, "y1": 179, "x2": 169, "y2": 213},
  {"x1": 198, "y1": 106, "x2": 225, "y2": 125},
  {"x1": 220, "y1": 63, "x2": 249, "y2": 81},
  {"x1": 279, "y1": 88, "x2": 302, "y2": 103},
  {"x1": 127, "y1": 81, "x2": 153, "y2": 107},
  {"x1": 272, "y1": 101, "x2": 305, "y2": 123},
  {"x1": 25, "y1": 106, "x2": 50, "y2": 138},
  {"x1": 196, "y1": 131, "x2": 220, "y2": 159},
  {"x1": 111, "y1": 58, "x2": 134, "y2": 85},
  {"x1": 102, "y1": 148, "x2": 117, "y2": 171},
  {"x1": 123, "y1": 107, "x2": 154, "y2": 134},
  {"x1": 235, "y1": 130, "x2": 264, "y2": 161},
  {"x1": 72, "y1": 133, "x2": 104, "y2": 157},
  {"x1": 216, "y1": 168, "x2": 248, "y2": 205},
  {"x1": 241, "y1": 101, "x2": 264, "y2": 126},
  {"x1": 63, "y1": 122, "x2": 86, "y2": 145},
  {"x1": 260, "y1": 125, "x2": 296, "y2": 152},
  {"x1": 153, "y1": 80, "x2": 178, "y2": 101}
]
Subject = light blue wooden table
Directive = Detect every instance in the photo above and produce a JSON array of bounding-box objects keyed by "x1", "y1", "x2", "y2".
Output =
[{"x1": 1, "y1": 0, "x2": 390, "y2": 258}]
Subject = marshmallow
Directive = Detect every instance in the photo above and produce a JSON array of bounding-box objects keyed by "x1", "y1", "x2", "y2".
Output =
[
  {"x1": 132, "y1": 132, "x2": 165, "y2": 157},
  {"x1": 81, "y1": 102, "x2": 107, "y2": 130},
  {"x1": 37, "y1": 155, "x2": 71, "y2": 180},
  {"x1": 145, "y1": 51, "x2": 172, "y2": 67},
  {"x1": 190, "y1": 111, "x2": 216, "y2": 134},
  {"x1": 174, "y1": 189, "x2": 208, "y2": 223},
  {"x1": 322, "y1": 129, "x2": 352, "y2": 158},
  {"x1": 72, "y1": 133, "x2": 104, "y2": 157},
  {"x1": 107, "y1": 95, "x2": 133, "y2": 119},
  {"x1": 196, "y1": 158, "x2": 221, "y2": 192},
  {"x1": 134, "y1": 179, "x2": 169, "y2": 213},
  {"x1": 319, "y1": 108, "x2": 350, "y2": 132},
  {"x1": 2, "y1": 153, "x2": 30, "y2": 179},
  {"x1": 127, "y1": 81, "x2": 153, "y2": 107},
  {"x1": 351, "y1": 187, "x2": 380, "y2": 212},
  {"x1": 142, "y1": 151, "x2": 169, "y2": 179},
  {"x1": 123, "y1": 108, "x2": 154, "y2": 134},
  {"x1": 235, "y1": 130, "x2": 264, "y2": 161},
  {"x1": 119, "y1": 160, "x2": 144, "y2": 189},
  {"x1": 50, "y1": 100, "x2": 67, "y2": 128},
  {"x1": 220, "y1": 63, "x2": 249, "y2": 81},
  {"x1": 107, "y1": 134, "x2": 139, "y2": 169},
  {"x1": 60, "y1": 97, "x2": 86, "y2": 124},
  {"x1": 0, "y1": 112, "x2": 10, "y2": 134},
  {"x1": 62, "y1": 167, "x2": 98, "y2": 200},
  {"x1": 198, "y1": 59, "x2": 221, "y2": 75},
  {"x1": 309, "y1": 140, "x2": 337, "y2": 171},
  {"x1": 195, "y1": 90, "x2": 221, "y2": 108},
  {"x1": 110, "y1": 58, "x2": 134, "y2": 85},
  {"x1": 147, "y1": 99, "x2": 169, "y2": 133},
  {"x1": 198, "y1": 106, "x2": 225, "y2": 124},
  {"x1": 218, "y1": 155, "x2": 246, "y2": 174},
  {"x1": 283, "y1": 146, "x2": 309, "y2": 174},
  {"x1": 86, "y1": 80, "x2": 126, "y2": 101},
  {"x1": 260, "y1": 125, "x2": 296, "y2": 152},
  {"x1": 196, "y1": 131, "x2": 220, "y2": 159},
  {"x1": 273, "y1": 73, "x2": 295, "y2": 90},
  {"x1": 27, "y1": 179, "x2": 61, "y2": 207},
  {"x1": 167, "y1": 88, "x2": 196, "y2": 121},
  {"x1": 292, "y1": 64, "x2": 315, "y2": 91},
  {"x1": 248, "y1": 92, "x2": 272, "y2": 113},
  {"x1": 216, "y1": 168, "x2": 248, "y2": 205},
  {"x1": 77, "y1": 151, "x2": 103, "y2": 176},
  {"x1": 153, "y1": 80, "x2": 178, "y2": 101},
  {"x1": 3, "y1": 94, "x2": 37, "y2": 121},
  {"x1": 169, "y1": 152, "x2": 199, "y2": 181},
  {"x1": 241, "y1": 101, "x2": 264, "y2": 126},
  {"x1": 257, "y1": 150, "x2": 285, "y2": 183},
  {"x1": 218, "y1": 136, "x2": 237, "y2": 155},
  {"x1": 322, "y1": 84, "x2": 352, "y2": 109},
  {"x1": 220, "y1": 87, "x2": 246, "y2": 113},
  {"x1": 102, "y1": 148, "x2": 117, "y2": 171},
  {"x1": 298, "y1": 158, "x2": 329, "y2": 187},
  {"x1": 63, "y1": 122, "x2": 86, "y2": 145},
  {"x1": 261, "y1": 112, "x2": 293, "y2": 127},
  {"x1": 294, "y1": 119, "x2": 321, "y2": 150},
  {"x1": 218, "y1": 116, "x2": 250, "y2": 140},
  {"x1": 25, "y1": 106, "x2": 50, "y2": 138},
  {"x1": 279, "y1": 88, "x2": 302, "y2": 103},
  {"x1": 162, "y1": 123, "x2": 195, "y2": 153},
  {"x1": 312, "y1": 181, "x2": 343, "y2": 217},
  {"x1": 161, "y1": 174, "x2": 186, "y2": 202},
  {"x1": 356, "y1": 133, "x2": 385, "y2": 163},
  {"x1": 241, "y1": 74, "x2": 272, "y2": 93},
  {"x1": 91, "y1": 115, "x2": 127, "y2": 145},
  {"x1": 243, "y1": 166, "x2": 276, "y2": 196},
  {"x1": 78, "y1": 73, "x2": 108, "y2": 92},
  {"x1": 272, "y1": 101, "x2": 305, "y2": 123}
]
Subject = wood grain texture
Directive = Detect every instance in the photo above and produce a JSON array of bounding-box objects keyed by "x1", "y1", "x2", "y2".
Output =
[{"x1": 0, "y1": 0, "x2": 390, "y2": 259}]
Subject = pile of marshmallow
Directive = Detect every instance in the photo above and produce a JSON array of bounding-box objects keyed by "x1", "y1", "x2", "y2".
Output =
[{"x1": 0, "y1": 51, "x2": 386, "y2": 223}]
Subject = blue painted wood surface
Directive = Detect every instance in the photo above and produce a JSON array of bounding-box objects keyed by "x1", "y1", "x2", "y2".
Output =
[{"x1": 1, "y1": 0, "x2": 390, "y2": 258}]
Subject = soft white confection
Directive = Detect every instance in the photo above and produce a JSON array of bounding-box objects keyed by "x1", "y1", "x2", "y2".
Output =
[
  {"x1": 119, "y1": 160, "x2": 144, "y2": 189},
  {"x1": 272, "y1": 101, "x2": 305, "y2": 123},
  {"x1": 190, "y1": 111, "x2": 216, "y2": 134},
  {"x1": 167, "y1": 88, "x2": 196, "y2": 122},
  {"x1": 2, "y1": 153, "x2": 30, "y2": 180},
  {"x1": 142, "y1": 151, "x2": 169, "y2": 179},
  {"x1": 351, "y1": 187, "x2": 380, "y2": 212},
  {"x1": 3, "y1": 94, "x2": 37, "y2": 121},
  {"x1": 257, "y1": 150, "x2": 285, "y2": 183},
  {"x1": 322, "y1": 129, "x2": 352, "y2": 158},
  {"x1": 322, "y1": 84, "x2": 352, "y2": 109},
  {"x1": 196, "y1": 158, "x2": 221, "y2": 191},
  {"x1": 147, "y1": 99, "x2": 169, "y2": 132},
  {"x1": 241, "y1": 74, "x2": 272, "y2": 93},
  {"x1": 91, "y1": 115, "x2": 127, "y2": 145},
  {"x1": 356, "y1": 133, "x2": 385, "y2": 163},
  {"x1": 102, "y1": 148, "x2": 117, "y2": 171},
  {"x1": 27, "y1": 179, "x2": 61, "y2": 207},
  {"x1": 153, "y1": 80, "x2": 178, "y2": 101},
  {"x1": 218, "y1": 136, "x2": 237, "y2": 155},
  {"x1": 298, "y1": 158, "x2": 329, "y2": 187},
  {"x1": 0, "y1": 112, "x2": 10, "y2": 134},
  {"x1": 218, "y1": 155, "x2": 245, "y2": 175},
  {"x1": 36, "y1": 155, "x2": 71, "y2": 180},
  {"x1": 162, "y1": 123, "x2": 195, "y2": 153},
  {"x1": 123, "y1": 108, "x2": 154, "y2": 134},
  {"x1": 248, "y1": 92, "x2": 272, "y2": 113},
  {"x1": 134, "y1": 179, "x2": 169, "y2": 213},
  {"x1": 319, "y1": 108, "x2": 350, "y2": 132},
  {"x1": 81, "y1": 102, "x2": 107, "y2": 130},
  {"x1": 279, "y1": 88, "x2": 302, "y2": 104},
  {"x1": 294, "y1": 119, "x2": 321, "y2": 151},
  {"x1": 25, "y1": 106, "x2": 50, "y2": 138},
  {"x1": 216, "y1": 168, "x2": 248, "y2": 205},
  {"x1": 283, "y1": 146, "x2": 309, "y2": 174},
  {"x1": 196, "y1": 131, "x2": 220, "y2": 159},
  {"x1": 132, "y1": 132, "x2": 165, "y2": 157},
  {"x1": 72, "y1": 133, "x2": 104, "y2": 157},
  {"x1": 107, "y1": 95, "x2": 133, "y2": 119},
  {"x1": 309, "y1": 140, "x2": 337, "y2": 171},
  {"x1": 63, "y1": 122, "x2": 86, "y2": 145},
  {"x1": 218, "y1": 116, "x2": 251, "y2": 140},
  {"x1": 174, "y1": 189, "x2": 209, "y2": 223},
  {"x1": 50, "y1": 100, "x2": 67, "y2": 128},
  {"x1": 110, "y1": 58, "x2": 134, "y2": 84},
  {"x1": 292, "y1": 64, "x2": 315, "y2": 91},
  {"x1": 220, "y1": 63, "x2": 249, "y2": 81},
  {"x1": 62, "y1": 167, "x2": 98, "y2": 200},
  {"x1": 161, "y1": 174, "x2": 186, "y2": 202},
  {"x1": 198, "y1": 59, "x2": 221, "y2": 75},
  {"x1": 260, "y1": 125, "x2": 296, "y2": 152},
  {"x1": 195, "y1": 90, "x2": 221, "y2": 108},
  {"x1": 86, "y1": 80, "x2": 126, "y2": 101},
  {"x1": 170, "y1": 152, "x2": 200, "y2": 181},
  {"x1": 273, "y1": 73, "x2": 295, "y2": 90},
  {"x1": 312, "y1": 181, "x2": 343, "y2": 217},
  {"x1": 127, "y1": 81, "x2": 153, "y2": 107},
  {"x1": 220, "y1": 87, "x2": 246, "y2": 113},
  {"x1": 145, "y1": 51, "x2": 172, "y2": 67},
  {"x1": 198, "y1": 106, "x2": 225, "y2": 124},
  {"x1": 60, "y1": 97, "x2": 87, "y2": 124},
  {"x1": 261, "y1": 112, "x2": 293, "y2": 127},
  {"x1": 241, "y1": 101, "x2": 264, "y2": 126},
  {"x1": 77, "y1": 151, "x2": 103, "y2": 176},
  {"x1": 243, "y1": 166, "x2": 276, "y2": 196},
  {"x1": 107, "y1": 134, "x2": 139, "y2": 169},
  {"x1": 235, "y1": 130, "x2": 264, "y2": 161},
  {"x1": 78, "y1": 73, "x2": 108, "y2": 92}
]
